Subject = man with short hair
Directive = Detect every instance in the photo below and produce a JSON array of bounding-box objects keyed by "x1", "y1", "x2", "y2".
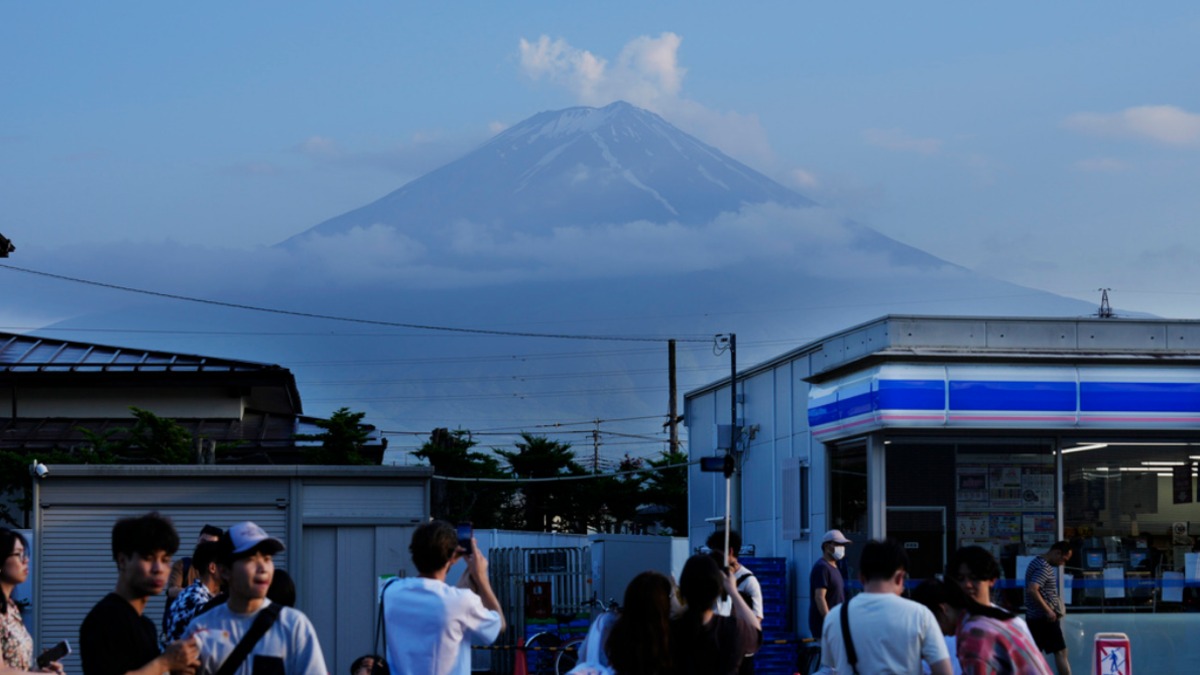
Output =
[
  {"x1": 707, "y1": 529, "x2": 764, "y2": 620},
  {"x1": 821, "y1": 540, "x2": 952, "y2": 675},
  {"x1": 808, "y1": 529, "x2": 850, "y2": 640},
  {"x1": 1025, "y1": 541, "x2": 1074, "y2": 675},
  {"x1": 163, "y1": 524, "x2": 223, "y2": 640},
  {"x1": 708, "y1": 529, "x2": 764, "y2": 675},
  {"x1": 80, "y1": 512, "x2": 200, "y2": 675},
  {"x1": 350, "y1": 654, "x2": 387, "y2": 675},
  {"x1": 164, "y1": 539, "x2": 223, "y2": 642},
  {"x1": 383, "y1": 520, "x2": 504, "y2": 675},
  {"x1": 186, "y1": 522, "x2": 326, "y2": 675}
]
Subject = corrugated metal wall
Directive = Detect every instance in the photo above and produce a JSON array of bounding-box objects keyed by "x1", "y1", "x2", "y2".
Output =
[{"x1": 39, "y1": 505, "x2": 287, "y2": 674}]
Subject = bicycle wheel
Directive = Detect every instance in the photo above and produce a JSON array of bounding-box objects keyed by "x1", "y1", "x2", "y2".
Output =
[
  {"x1": 798, "y1": 643, "x2": 821, "y2": 675},
  {"x1": 524, "y1": 631, "x2": 562, "y2": 675},
  {"x1": 555, "y1": 637, "x2": 584, "y2": 675}
]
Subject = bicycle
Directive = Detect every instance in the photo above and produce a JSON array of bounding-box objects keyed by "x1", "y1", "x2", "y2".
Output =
[
  {"x1": 523, "y1": 596, "x2": 619, "y2": 675},
  {"x1": 796, "y1": 637, "x2": 821, "y2": 675}
]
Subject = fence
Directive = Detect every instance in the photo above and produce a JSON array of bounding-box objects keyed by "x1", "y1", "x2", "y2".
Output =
[{"x1": 486, "y1": 546, "x2": 591, "y2": 674}]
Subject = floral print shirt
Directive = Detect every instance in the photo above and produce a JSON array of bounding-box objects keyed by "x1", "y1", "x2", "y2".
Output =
[
  {"x1": 164, "y1": 579, "x2": 215, "y2": 643},
  {"x1": 0, "y1": 597, "x2": 33, "y2": 670}
]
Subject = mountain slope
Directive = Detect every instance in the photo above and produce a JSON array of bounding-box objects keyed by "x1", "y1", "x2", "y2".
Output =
[{"x1": 285, "y1": 101, "x2": 812, "y2": 243}]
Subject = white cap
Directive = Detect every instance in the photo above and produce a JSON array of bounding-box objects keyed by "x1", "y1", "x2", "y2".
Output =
[
  {"x1": 821, "y1": 529, "x2": 851, "y2": 545},
  {"x1": 224, "y1": 521, "x2": 285, "y2": 557}
]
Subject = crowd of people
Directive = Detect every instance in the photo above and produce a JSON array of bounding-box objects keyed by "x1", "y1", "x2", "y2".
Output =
[
  {"x1": 0, "y1": 513, "x2": 1081, "y2": 675},
  {"x1": 814, "y1": 533, "x2": 1074, "y2": 675}
]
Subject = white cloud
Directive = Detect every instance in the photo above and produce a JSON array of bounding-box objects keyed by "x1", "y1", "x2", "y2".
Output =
[
  {"x1": 1064, "y1": 105, "x2": 1200, "y2": 146},
  {"x1": 9, "y1": 203, "x2": 951, "y2": 321},
  {"x1": 862, "y1": 128, "x2": 943, "y2": 155},
  {"x1": 488, "y1": 121, "x2": 508, "y2": 135},
  {"x1": 786, "y1": 168, "x2": 820, "y2": 190},
  {"x1": 517, "y1": 33, "x2": 776, "y2": 170},
  {"x1": 297, "y1": 136, "x2": 340, "y2": 157},
  {"x1": 1074, "y1": 157, "x2": 1129, "y2": 172}
]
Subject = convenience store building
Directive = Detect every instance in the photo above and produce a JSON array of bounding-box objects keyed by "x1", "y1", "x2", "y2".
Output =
[{"x1": 684, "y1": 315, "x2": 1200, "y2": 672}]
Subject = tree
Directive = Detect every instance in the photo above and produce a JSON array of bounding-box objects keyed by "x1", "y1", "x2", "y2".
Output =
[
  {"x1": 495, "y1": 434, "x2": 583, "y2": 532},
  {"x1": 296, "y1": 407, "x2": 373, "y2": 465},
  {"x1": 413, "y1": 428, "x2": 514, "y2": 527},
  {"x1": 122, "y1": 407, "x2": 195, "y2": 464},
  {"x1": 641, "y1": 449, "x2": 689, "y2": 535}
]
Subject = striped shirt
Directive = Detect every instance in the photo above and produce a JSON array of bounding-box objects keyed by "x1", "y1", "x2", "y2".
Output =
[{"x1": 1023, "y1": 556, "x2": 1060, "y2": 620}]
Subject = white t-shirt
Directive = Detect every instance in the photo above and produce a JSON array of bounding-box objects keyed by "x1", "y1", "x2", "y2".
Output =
[
  {"x1": 714, "y1": 567, "x2": 765, "y2": 619},
  {"x1": 922, "y1": 637, "x2": 962, "y2": 675},
  {"x1": 186, "y1": 599, "x2": 327, "y2": 675},
  {"x1": 383, "y1": 577, "x2": 503, "y2": 675},
  {"x1": 822, "y1": 593, "x2": 949, "y2": 674}
]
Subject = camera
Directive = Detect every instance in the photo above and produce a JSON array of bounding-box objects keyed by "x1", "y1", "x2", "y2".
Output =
[{"x1": 29, "y1": 460, "x2": 49, "y2": 479}]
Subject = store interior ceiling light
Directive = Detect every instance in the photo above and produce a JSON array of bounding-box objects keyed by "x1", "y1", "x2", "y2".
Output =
[
  {"x1": 1063, "y1": 443, "x2": 1109, "y2": 454},
  {"x1": 1141, "y1": 461, "x2": 1187, "y2": 466}
]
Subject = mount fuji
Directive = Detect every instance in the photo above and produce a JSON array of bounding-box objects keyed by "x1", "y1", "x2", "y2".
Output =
[
  {"x1": 287, "y1": 101, "x2": 811, "y2": 243},
  {"x1": 37, "y1": 101, "x2": 1101, "y2": 463}
]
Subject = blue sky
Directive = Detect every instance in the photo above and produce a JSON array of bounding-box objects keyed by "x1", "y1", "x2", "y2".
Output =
[{"x1": 4, "y1": 2, "x2": 1200, "y2": 317}]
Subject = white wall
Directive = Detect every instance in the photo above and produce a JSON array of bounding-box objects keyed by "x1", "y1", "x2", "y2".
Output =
[{"x1": 686, "y1": 351, "x2": 825, "y2": 637}]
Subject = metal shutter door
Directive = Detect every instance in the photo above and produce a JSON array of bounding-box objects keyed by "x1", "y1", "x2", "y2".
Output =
[{"x1": 41, "y1": 506, "x2": 288, "y2": 674}]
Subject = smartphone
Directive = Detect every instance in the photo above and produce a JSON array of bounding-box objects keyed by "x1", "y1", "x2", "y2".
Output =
[
  {"x1": 456, "y1": 521, "x2": 473, "y2": 553},
  {"x1": 37, "y1": 640, "x2": 71, "y2": 668}
]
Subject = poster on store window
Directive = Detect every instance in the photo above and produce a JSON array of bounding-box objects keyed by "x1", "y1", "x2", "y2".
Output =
[
  {"x1": 1020, "y1": 469, "x2": 1054, "y2": 508},
  {"x1": 957, "y1": 467, "x2": 989, "y2": 509},
  {"x1": 1022, "y1": 513, "x2": 1056, "y2": 550},
  {"x1": 989, "y1": 513, "x2": 1021, "y2": 537},
  {"x1": 989, "y1": 466, "x2": 1022, "y2": 508},
  {"x1": 958, "y1": 513, "x2": 989, "y2": 538}
]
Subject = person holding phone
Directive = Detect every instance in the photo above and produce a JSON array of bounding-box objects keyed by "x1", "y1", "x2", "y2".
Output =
[
  {"x1": 382, "y1": 520, "x2": 504, "y2": 675},
  {"x1": 0, "y1": 528, "x2": 64, "y2": 675}
]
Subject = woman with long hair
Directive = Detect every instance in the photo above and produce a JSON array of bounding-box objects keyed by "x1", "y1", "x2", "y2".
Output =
[
  {"x1": 670, "y1": 555, "x2": 759, "y2": 675},
  {"x1": 601, "y1": 571, "x2": 674, "y2": 675},
  {"x1": 0, "y1": 529, "x2": 64, "y2": 675},
  {"x1": 914, "y1": 548, "x2": 1052, "y2": 675}
]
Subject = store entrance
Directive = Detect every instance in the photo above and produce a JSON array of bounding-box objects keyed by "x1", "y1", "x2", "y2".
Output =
[{"x1": 887, "y1": 506, "x2": 946, "y2": 580}]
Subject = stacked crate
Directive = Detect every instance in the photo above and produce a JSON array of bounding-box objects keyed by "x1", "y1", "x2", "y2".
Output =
[{"x1": 740, "y1": 557, "x2": 797, "y2": 675}]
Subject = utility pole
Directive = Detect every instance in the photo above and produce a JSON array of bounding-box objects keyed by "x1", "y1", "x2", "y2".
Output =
[
  {"x1": 592, "y1": 419, "x2": 601, "y2": 473},
  {"x1": 668, "y1": 339, "x2": 679, "y2": 455},
  {"x1": 728, "y1": 333, "x2": 740, "y2": 539}
]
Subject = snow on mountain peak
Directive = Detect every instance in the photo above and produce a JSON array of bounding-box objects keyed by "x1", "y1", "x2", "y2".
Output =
[{"x1": 286, "y1": 101, "x2": 812, "y2": 245}]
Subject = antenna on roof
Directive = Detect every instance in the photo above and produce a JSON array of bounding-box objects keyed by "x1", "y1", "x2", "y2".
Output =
[{"x1": 1097, "y1": 288, "x2": 1115, "y2": 319}]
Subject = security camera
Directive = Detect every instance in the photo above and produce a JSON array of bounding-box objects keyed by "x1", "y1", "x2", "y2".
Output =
[{"x1": 29, "y1": 460, "x2": 49, "y2": 479}]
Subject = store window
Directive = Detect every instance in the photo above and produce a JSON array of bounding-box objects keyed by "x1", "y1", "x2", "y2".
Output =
[
  {"x1": 829, "y1": 441, "x2": 867, "y2": 538},
  {"x1": 1063, "y1": 440, "x2": 1200, "y2": 612},
  {"x1": 885, "y1": 438, "x2": 1055, "y2": 610}
]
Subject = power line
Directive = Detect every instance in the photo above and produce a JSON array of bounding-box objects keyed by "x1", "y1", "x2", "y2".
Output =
[
  {"x1": 0, "y1": 264, "x2": 712, "y2": 344},
  {"x1": 298, "y1": 364, "x2": 726, "y2": 386},
  {"x1": 431, "y1": 458, "x2": 696, "y2": 483}
]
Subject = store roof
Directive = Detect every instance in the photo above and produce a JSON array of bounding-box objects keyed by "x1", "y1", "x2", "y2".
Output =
[{"x1": 686, "y1": 315, "x2": 1200, "y2": 397}]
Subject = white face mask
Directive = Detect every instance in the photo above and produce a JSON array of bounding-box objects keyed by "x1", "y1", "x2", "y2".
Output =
[{"x1": 832, "y1": 546, "x2": 846, "y2": 561}]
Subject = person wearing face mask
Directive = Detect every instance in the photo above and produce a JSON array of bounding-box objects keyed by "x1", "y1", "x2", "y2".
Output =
[{"x1": 808, "y1": 530, "x2": 851, "y2": 640}]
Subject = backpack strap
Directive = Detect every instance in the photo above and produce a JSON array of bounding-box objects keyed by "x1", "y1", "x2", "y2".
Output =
[
  {"x1": 838, "y1": 597, "x2": 859, "y2": 675},
  {"x1": 214, "y1": 602, "x2": 283, "y2": 675},
  {"x1": 374, "y1": 578, "x2": 401, "y2": 660}
]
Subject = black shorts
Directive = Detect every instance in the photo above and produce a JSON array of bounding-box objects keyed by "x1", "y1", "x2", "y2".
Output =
[{"x1": 1027, "y1": 616, "x2": 1066, "y2": 653}]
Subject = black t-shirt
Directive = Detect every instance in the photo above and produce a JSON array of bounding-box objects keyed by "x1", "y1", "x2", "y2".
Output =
[
  {"x1": 80, "y1": 593, "x2": 161, "y2": 675},
  {"x1": 670, "y1": 614, "x2": 743, "y2": 675}
]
